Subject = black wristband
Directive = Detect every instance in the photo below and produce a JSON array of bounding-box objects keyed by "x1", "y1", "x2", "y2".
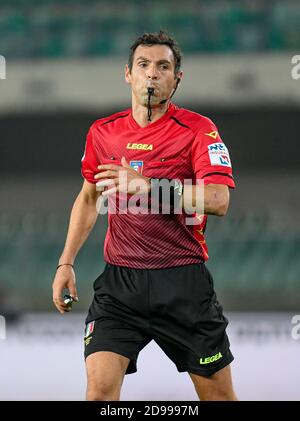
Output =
[{"x1": 56, "y1": 263, "x2": 74, "y2": 270}]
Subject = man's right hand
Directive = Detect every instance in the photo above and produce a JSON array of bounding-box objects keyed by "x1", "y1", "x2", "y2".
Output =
[{"x1": 52, "y1": 265, "x2": 78, "y2": 314}]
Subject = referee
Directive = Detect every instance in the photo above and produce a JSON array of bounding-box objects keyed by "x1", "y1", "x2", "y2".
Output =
[{"x1": 52, "y1": 30, "x2": 238, "y2": 401}]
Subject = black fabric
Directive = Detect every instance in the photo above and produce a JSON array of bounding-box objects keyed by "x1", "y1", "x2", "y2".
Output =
[{"x1": 84, "y1": 263, "x2": 233, "y2": 376}]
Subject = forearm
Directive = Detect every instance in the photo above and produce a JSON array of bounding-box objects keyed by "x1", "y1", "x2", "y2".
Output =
[
  {"x1": 59, "y1": 191, "x2": 99, "y2": 264},
  {"x1": 183, "y1": 184, "x2": 229, "y2": 216},
  {"x1": 202, "y1": 184, "x2": 229, "y2": 216},
  {"x1": 146, "y1": 178, "x2": 229, "y2": 217}
]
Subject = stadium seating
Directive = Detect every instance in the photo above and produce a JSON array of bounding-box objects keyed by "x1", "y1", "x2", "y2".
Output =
[{"x1": 0, "y1": 0, "x2": 299, "y2": 58}]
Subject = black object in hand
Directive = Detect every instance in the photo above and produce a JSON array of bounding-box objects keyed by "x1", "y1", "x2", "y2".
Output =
[{"x1": 63, "y1": 294, "x2": 74, "y2": 307}]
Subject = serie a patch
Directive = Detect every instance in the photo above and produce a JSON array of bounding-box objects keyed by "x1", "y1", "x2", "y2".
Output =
[
  {"x1": 130, "y1": 160, "x2": 143, "y2": 174},
  {"x1": 208, "y1": 142, "x2": 232, "y2": 167}
]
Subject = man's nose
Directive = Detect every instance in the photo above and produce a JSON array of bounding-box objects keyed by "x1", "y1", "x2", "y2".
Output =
[{"x1": 146, "y1": 65, "x2": 158, "y2": 80}]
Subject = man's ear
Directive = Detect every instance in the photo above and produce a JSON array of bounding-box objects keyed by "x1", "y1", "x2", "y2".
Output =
[
  {"x1": 125, "y1": 64, "x2": 131, "y2": 84},
  {"x1": 175, "y1": 71, "x2": 183, "y2": 86}
]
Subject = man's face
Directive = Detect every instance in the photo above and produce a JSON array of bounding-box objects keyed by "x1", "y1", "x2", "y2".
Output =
[{"x1": 125, "y1": 44, "x2": 182, "y2": 107}]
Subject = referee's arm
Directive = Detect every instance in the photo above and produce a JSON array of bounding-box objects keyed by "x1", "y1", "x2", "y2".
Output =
[
  {"x1": 183, "y1": 183, "x2": 230, "y2": 217},
  {"x1": 52, "y1": 180, "x2": 101, "y2": 314}
]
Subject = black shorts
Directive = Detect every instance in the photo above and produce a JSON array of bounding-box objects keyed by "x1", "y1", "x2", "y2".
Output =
[{"x1": 84, "y1": 263, "x2": 234, "y2": 376}]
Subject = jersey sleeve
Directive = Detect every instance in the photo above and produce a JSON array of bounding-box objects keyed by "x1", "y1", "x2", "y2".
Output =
[
  {"x1": 81, "y1": 124, "x2": 100, "y2": 184},
  {"x1": 191, "y1": 119, "x2": 235, "y2": 188}
]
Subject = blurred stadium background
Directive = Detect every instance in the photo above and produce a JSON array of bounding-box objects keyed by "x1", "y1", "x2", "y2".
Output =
[{"x1": 0, "y1": 0, "x2": 300, "y2": 400}]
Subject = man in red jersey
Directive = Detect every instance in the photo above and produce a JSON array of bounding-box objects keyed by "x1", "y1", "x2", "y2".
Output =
[{"x1": 52, "y1": 30, "x2": 237, "y2": 401}]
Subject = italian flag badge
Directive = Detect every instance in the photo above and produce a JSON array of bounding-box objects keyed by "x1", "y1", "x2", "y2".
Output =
[{"x1": 85, "y1": 321, "x2": 95, "y2": 338}]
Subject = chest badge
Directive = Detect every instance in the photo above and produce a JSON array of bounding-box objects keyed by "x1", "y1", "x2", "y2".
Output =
[{"x1": 130, "y1": 160, "x2": 143, "y2": 174}]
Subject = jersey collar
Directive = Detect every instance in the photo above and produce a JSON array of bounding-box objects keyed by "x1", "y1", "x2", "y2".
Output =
[{"x1": 129, "y1": 102, "x2": 177, "y2": 130}]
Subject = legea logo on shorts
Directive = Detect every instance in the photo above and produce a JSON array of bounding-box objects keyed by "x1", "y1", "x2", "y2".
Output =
[{"x1": 199, "y1": 351, "x2": 222, "y2": 365}]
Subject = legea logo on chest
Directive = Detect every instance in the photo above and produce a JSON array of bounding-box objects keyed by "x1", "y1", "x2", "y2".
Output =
[{"x1": 126, "y1": 143, "x2": 153, "y2": 151}]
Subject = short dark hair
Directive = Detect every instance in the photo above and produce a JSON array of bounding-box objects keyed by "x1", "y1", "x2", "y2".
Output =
[{"x1": 128, "y1": 30, "x2": 182, "y2": 76}]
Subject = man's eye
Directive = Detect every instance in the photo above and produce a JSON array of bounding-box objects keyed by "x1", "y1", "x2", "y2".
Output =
[
  {"x1": 139, "y1": 63, "x2": 147, "y2": 67},
  {"x1": 161, "y1": 65, "x2": 168, "y2": 70}
]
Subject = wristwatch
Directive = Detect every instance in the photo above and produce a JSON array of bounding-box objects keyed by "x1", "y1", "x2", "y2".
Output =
[
  {"x1": 150, "y1": 178, "x2": 183, "y2": 192},
  {"x1": 149, "y1": 178, "x2": 184, "y2": 205},
  {"x1": 173, "y1": 179, "x2": 183, "y2": 196}
]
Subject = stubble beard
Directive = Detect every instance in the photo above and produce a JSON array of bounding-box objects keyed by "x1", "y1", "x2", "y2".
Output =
[{"x1": 140, "y1": 92, "x2": 162, "y2": 108}]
